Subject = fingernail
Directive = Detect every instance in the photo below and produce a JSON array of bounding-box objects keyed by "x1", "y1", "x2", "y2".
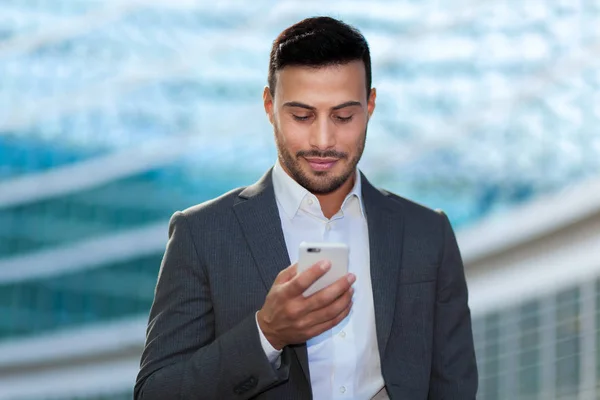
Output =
[
  {"x1": 320, "y1": 261, "x2": 331, "y2": 271},
  {"x1": 347, "y1": 274, "x2": 356, "y2": 284}
]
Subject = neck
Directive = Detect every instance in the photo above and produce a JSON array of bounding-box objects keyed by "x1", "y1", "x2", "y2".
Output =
[{"x1": 314, "y1": 173, "x2": 356, "y2": 219}]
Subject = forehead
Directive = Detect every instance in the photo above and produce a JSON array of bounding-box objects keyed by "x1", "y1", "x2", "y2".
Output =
[{"x1": 274, "y1": 60, "x2": 367, "y2": 107}]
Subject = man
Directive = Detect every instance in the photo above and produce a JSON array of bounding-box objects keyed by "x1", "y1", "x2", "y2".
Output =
[{"x1": 135, "y1": 16, "x2": 478, "y2": 400}]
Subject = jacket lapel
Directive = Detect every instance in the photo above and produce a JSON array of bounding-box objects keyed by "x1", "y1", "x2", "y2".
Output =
[
  {"x1": 361, "y1": 172, "x2": 405, "y2": 358},
  {"x1": 232, "y1": 168, "x2": 311, "y2": 384}
]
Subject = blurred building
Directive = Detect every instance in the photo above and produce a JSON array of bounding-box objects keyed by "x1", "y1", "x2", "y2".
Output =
[
  {"x1": 0, "y1": 1, "x2": 599, "y2": 399},
  {"x1": 464, "y1": 176, "x2": 600, "y2": 400}
]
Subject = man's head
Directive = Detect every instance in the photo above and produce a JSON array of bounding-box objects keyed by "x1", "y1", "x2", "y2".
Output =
[{"x1": 264, "y1": 16, "x2": 376, "y2": 195}]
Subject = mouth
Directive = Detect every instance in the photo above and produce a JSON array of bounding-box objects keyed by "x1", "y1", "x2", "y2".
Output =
[{"x1": 304, "y1": 157, "x2": 339, "y2": 171}]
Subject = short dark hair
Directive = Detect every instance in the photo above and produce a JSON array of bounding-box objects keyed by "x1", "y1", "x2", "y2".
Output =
[{"x1": 268, "y1": 16, "x2": 372, "y2": 98}]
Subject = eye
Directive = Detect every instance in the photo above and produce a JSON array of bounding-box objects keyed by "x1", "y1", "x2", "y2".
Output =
[
  {"x1": 292, "y1": 114, "x2": 311, "y2": 122},
  {"x1": 335, "y1": 115, "x2": 353, "y2": 123}
]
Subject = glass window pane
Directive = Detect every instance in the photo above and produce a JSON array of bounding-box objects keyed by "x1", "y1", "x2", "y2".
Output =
[
  {"x1": 472, "y1": 316, "x2": 486, "y2": 394},
  {"x1": 555, "y1": 287, "x2": 580, "y2": 398},
  {"x1": 518, "y1": 300, "x2": 541, "y2": 398},
  {"x1": 483, "y1": 312, "x2": 501, "y2": 400}
]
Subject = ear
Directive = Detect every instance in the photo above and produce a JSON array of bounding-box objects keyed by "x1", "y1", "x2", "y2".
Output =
[
  {"x1": 367, "y1": 88, "x2": 376, "y2": 120},
  {"x1": 263, "y1": 86, "x2": 275, "y2": 125}
]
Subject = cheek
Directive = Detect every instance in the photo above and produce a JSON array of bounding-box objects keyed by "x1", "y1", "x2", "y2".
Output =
[
  {"x1": 339, "y1": 126, "x2": 365, "y2": 148},
  {"x1": 277, "y1": 121, "x2": 308, "y2": 148}
]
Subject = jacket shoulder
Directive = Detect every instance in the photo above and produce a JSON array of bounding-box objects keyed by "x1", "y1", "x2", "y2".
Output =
[
  {"x1": 380, "y1": 188, "x2": 447, "y2": 221},
  {"x1": 379, "y1": 189, "x2": 453, "y2": 262},
  {"x1": 179, "y1": 186, "x2": 246, "y2": 221}
]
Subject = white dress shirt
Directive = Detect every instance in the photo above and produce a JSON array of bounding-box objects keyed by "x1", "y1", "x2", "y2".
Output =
[{"x1": 255, "y1": 159, "x2": 385, "y2": 400}]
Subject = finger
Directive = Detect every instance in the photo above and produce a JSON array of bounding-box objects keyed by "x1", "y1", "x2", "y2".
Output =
[
  {"x1": 305, "y1": 299, "x2": 353, "y2": 339},
  {"x1": 274, "y1": 263, "x2": 298, "y2": 285},
  {"x1": 286, "y1": 260, "x2": 331, "y2": 296},
  {"x1": 305, "y1": 273, "x2": 355, "y2": 312},
  {"x1": 308, "y1": 286, "x2": 354, "y2": 325}
]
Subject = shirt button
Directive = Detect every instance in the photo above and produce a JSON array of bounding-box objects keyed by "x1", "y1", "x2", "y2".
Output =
[
  {"x1": 307, "y1": 198, "x2": 313, "y2": 205},
  {"x1": 339, "y1": 331, "x2": 346, "y2": 338},
  {"x1": 339, "y1": 386, "x2": 346, "y2": 393},
  {"x1": 325, "y1": 223, "x2": 332, "y2": 231}
]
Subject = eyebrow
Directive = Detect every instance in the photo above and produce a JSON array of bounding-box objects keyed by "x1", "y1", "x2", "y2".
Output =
[{"x1": 282, "y1": 101, "x2": 363, "y2": 111}]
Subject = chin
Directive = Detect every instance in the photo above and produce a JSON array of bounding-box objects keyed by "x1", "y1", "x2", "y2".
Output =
[{"x1": 304, "y1": 172, "x2": 351, "y2": 195}]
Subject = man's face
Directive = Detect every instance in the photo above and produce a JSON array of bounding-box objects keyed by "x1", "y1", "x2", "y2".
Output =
[{"x1": 264, "y1": 60, "x2": 376, "y2": 195}]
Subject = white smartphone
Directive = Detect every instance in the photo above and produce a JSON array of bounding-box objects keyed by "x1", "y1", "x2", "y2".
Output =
[{"x1": 297, "y1": 242, "x2": 349, "y2": 297}]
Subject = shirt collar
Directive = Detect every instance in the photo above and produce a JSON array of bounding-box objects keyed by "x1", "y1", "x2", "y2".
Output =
[{"x1": 272, "y1": 158, "x2": 365, "y2": 220}]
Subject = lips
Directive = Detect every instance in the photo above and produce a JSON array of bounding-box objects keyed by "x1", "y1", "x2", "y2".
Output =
[{"x1": 305, "y1": 157, "x2": 338, "y2": 171}]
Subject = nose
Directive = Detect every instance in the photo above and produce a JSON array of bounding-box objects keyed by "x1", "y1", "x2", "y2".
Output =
[{"x1": 308, "y1": 117, "x2": 336, "y2": 150}]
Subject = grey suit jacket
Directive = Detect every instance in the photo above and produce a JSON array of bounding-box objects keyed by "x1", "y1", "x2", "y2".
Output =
[{"x1": 134, "y1": 168, "x2": 478, "y2": 399}]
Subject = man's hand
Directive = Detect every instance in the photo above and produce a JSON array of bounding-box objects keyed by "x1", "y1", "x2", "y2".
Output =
[{"x1": 257, "y1": 261, "x2": 355, "y2": 350}]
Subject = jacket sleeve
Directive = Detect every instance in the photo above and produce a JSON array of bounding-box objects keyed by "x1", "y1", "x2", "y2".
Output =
[
  {"x1": 134, "y1": 211, "x2": 291, "y2": 400},
  {"x1": 428, "y1": 211, "x2": 478, "y2": 399}
]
